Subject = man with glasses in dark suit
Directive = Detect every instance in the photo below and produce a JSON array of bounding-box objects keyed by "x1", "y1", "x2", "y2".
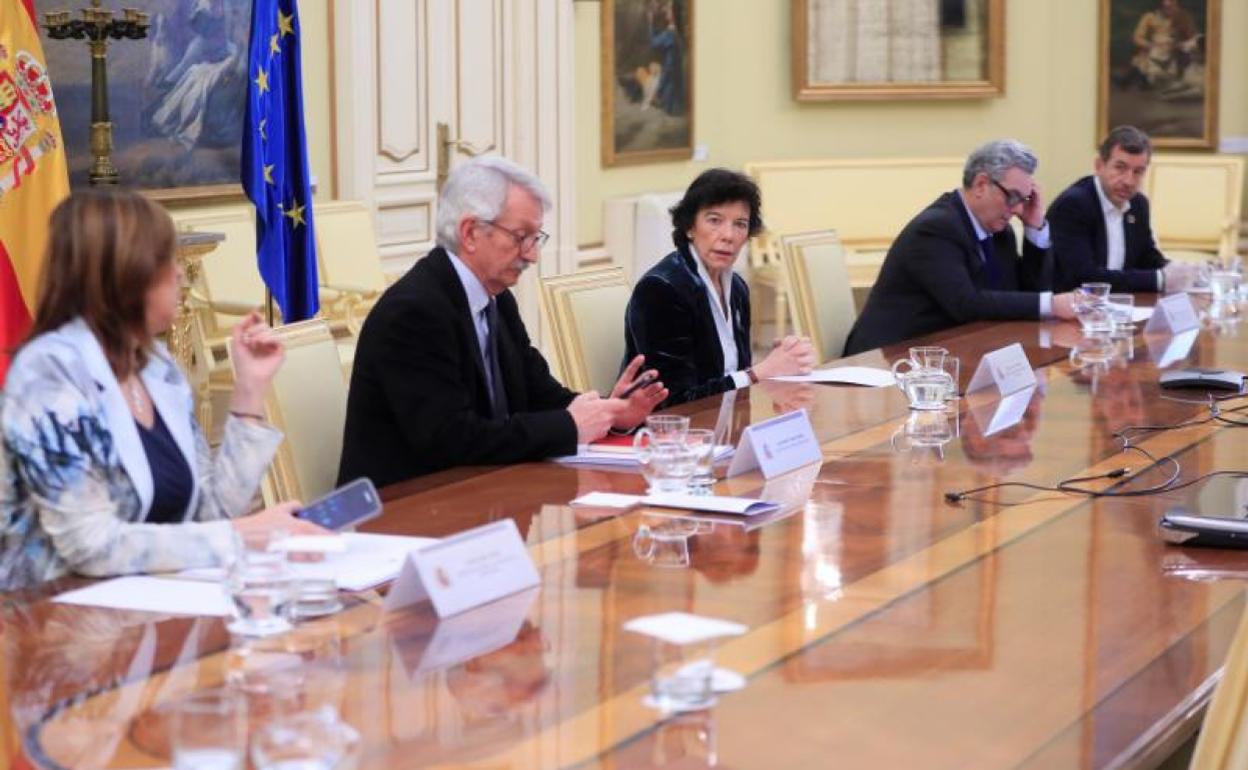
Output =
[
  {"x1": 338, "y1": 156, "x2": 667, "y2": 487},
  {"x1": 844, "y1": 139, "x2": 1078, "y2": 356}
]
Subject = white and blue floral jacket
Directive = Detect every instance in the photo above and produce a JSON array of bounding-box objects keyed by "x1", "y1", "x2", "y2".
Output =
[{"x1": 0, "y1": 318, "x2": 282, "y2": 590}]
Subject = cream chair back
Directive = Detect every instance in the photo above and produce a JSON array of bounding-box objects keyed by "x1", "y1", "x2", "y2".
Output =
[
  {"x1": 172, "y1": 205, "x2": 267, "y2": 330},
  {"x1": 314, "y1": 200, "x2": 388, "y2": 294},
  {"x1": 1144, "y1": 154, "x2": 1244, "y2": 258},
  {"x1": 1190, "y1": 606, "x2": 1248, "y2": 769},
  {"x1": 250, "y1": 319, "x2": 349, "y2": 505},
  {"x1": 540, "y1": 267, "x2": 630, "y2": 395},
  {"x1": 781, "y1": 230, "x2": 855, "y2": 362}
]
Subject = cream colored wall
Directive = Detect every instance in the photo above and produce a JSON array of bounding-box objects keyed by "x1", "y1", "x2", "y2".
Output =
[{"x1": 575, "y1": 0, "x2": 1248, "y2": 248}]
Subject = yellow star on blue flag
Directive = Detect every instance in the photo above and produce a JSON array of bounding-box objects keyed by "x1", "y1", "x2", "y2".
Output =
[{"x1": 242, "y1": 0, "x2": 318, "y2": 322}]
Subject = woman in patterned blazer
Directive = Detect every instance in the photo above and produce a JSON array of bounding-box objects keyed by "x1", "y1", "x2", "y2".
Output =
[{"x1": 0, "y1": 188, "x2": 319, "y2": 591}]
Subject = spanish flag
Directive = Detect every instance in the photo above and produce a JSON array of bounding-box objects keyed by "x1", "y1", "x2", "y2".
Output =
[{"x1": 0, "y1": 0, "x2": 69, "y2": 384}]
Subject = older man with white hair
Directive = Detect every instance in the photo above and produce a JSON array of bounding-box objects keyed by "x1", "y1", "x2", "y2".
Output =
[
  {"x1": 338, "y1": 156, "x2": 667, "y2": 487},
  {"x1": 843, "y1": 139, "x2": 1078, "y2": 355}
]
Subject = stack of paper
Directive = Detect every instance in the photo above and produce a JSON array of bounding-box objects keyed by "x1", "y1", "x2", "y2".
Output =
[
  {"x1": 570, "y1": 491, "x2": 780, "y2": 517},
  {"x1": 769, "y1": 366, "x2": 895, "y2": 387},
  {"x1": 555, "y1": 444, "x2": 734, "y2": 467}
]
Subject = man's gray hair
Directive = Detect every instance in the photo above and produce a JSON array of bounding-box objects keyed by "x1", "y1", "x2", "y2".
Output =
[
  {"x1": 435, "y1": 155, "x2": 552, "y2": 252},
  {"x1": 961, "y1": 139, "x2": 1039, "y2": 187}
]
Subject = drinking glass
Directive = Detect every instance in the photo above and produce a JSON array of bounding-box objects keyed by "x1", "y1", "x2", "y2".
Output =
[
  {"x1": 639, "y1": 442, "x2": 697, "y2": 494},
  {"x1": 1107, "y1": 293, "x2": 1135, "y2": 337},
  {"x1": 632, "y1": 414, "x2": 690, "y2": 451},
  {"x1": 225, "y1": 529, "x2": 293, "y2": 637},
  {"x1": 171, "y1": 689, "x2": 247, "y2": 770},
  {"x1": 1210, "y1": 271, "x2": 1240, "y2": 304},
  {"x1": 251, "y1": 706, "x2": 361, "y2": 770},
  {"x1": 1074, "y1": 285, "x2": 1113, "y2": 335},
  {"x1": 683, "y1": 429, "x2": 716, "y2": 494},
  {"x1": 1079, "y1": 282, "x2": 1112, "y2": 301}
]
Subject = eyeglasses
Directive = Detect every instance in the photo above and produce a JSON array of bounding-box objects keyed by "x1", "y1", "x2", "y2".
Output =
[
  {"x1": 481, "y1": 219, "x2": 550, "y2": 252},
  {"x1": 991, "y1": 179, "x2": 1034, "y2": 208}
]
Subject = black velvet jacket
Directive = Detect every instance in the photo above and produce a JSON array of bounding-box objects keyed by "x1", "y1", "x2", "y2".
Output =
[{"x1": 623, "y1": 245, "x2": 752, "y2": 408}]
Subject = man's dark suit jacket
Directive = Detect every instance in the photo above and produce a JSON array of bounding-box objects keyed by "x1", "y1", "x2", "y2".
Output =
[
  {"x1": 623, "y1": 245, "x2": 752, "y2": 408},
  {"x1": 1048, "y1": 175, "x2": 1167, "y2": 292},
  {"x1": 337, "y1": 248, "x2": 578, "y2": 488},
  {"x1": 843, "y1": 191, "x2": 1053, "y2": 355}
]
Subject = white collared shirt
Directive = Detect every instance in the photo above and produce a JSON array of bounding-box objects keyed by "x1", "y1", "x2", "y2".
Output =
[
  {"x1": 446, "y1": 250, "x2": 499, "y2": 397},
  {"x1": 689, "y1": 245, "x2": 751, "y2": 389},
  {"x1": 956, "y1": 190, "x2": 1054, "y2": 317},
  {"x1": 1092, "y1": 175, "x2": 1132, "y2": 271}
]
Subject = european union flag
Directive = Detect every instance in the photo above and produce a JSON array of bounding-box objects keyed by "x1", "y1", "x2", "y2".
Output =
[{"x1": 241, "y1": 0, "x2": 318, "y2": 322}]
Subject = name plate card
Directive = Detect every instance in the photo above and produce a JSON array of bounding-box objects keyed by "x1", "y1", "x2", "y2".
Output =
[
  {"x1": 726, "y1": 409, "x2": 822, "y2": 479},
  {"x1": 1144, "y1": 293, "x2": 1200, "y2": 335},
  {"x1": 966, "y1": 342, "x2": 1036, "y2": 396},
  {"x1": 384, "y1": 519, "x2": 539, "y2": 618}
]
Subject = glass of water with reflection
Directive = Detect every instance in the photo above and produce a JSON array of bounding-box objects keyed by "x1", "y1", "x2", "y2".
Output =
[
  {"x1": 683, "y1": 428, "x2": 716, "y2": 494},
  {"x1": 225, "y1": 529, "x2": 293, "y2": 637}
]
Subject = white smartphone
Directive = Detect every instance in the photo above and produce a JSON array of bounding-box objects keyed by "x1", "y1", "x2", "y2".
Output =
[{"x1": 293, "y1": 477, "x2": 382, "y2": 530}]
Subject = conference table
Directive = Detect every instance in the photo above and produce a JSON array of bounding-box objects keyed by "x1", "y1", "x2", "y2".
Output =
[{"x1": 9, "y1": 306, "x2": 1248, "y2": 770}]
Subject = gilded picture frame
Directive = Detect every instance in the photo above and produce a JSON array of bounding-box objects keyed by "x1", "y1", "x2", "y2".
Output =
[
  {"x1": 1097, "y1": 0, "x2": 1220, "y2": 150},
  {"x1": 791, "y1": 0, "x2": 1005, "y2": 101},
  {"x1": 35, "y1": 0, "x2": 249, "y2": 201},
  {"x1": 601, "y1": 0, "x2": 695, "y2": 167}
]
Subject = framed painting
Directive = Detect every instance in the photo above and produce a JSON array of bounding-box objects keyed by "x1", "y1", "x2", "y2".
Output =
[
  {"x1": 792, "y1": 0, "x2": 1005, "y2": 101},
  {"x1": 35, "y1": 0, "x2": 249, "y2": 201},
  {"x1": 601, "y1": 0, "x2": 694, "y2": 167},
  {"x1": 1098, "y1": 0, "x2": 1219, "y2": 149}
]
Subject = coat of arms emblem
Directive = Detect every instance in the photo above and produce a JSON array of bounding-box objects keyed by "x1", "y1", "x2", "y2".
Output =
[{"x1": 0, "y1": 46, "x2": 58, "y2": 194}]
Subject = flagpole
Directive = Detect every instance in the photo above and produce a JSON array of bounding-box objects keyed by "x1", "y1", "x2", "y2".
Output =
[{"x1": 266, "y1": 289, "x2": 275, "y2": 326}]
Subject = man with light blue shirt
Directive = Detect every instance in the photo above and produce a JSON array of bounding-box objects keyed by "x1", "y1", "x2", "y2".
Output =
[
  {"x1": 338, "y1": 156, "x2": 667, "y2": 488},
  {"x1": 844, "y1": 139, "x2": 1078, "y2": 356}
]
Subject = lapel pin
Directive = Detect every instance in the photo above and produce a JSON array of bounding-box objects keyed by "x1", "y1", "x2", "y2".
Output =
[{"x1": 1126, "y1": 214, "x2": 1136, "y2": 225}]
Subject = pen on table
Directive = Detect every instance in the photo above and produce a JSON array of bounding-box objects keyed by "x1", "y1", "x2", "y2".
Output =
[{"x1": 620, "y1": 373, "x2": 659, "y2": 399}]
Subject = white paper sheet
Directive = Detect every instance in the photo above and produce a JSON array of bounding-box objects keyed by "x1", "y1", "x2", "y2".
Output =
[
  {"x1": 623, "y1": 611, "x2": 748, "y2": 645},
  {"x1": 54, "y1": 576, "x2": 233, "y2": 616},
  {"x1": 570, "y1": 492, "x2": 644, "y2": 508},
  {"x1": 178, "y1": 532, "x2": 437, "y2": 592},
  {"x1": 769, "y1": 366, "x2": 895, "y2": 387}
]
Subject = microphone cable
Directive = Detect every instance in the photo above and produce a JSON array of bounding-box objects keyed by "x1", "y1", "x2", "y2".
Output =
[{"x1": 944, "y1": 395, "x2": 1248, "y2": 505}]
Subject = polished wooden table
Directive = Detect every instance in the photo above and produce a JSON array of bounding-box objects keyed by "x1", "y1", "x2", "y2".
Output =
[{"x1": 8, "y1": 312, "x2": 1248, "y2": 770}]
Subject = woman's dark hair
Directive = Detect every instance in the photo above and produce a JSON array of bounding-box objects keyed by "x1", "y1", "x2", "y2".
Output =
[
  {"x1": 669, "y1": 168, "x2": 763, "y2": 249},
  {"x1": 28, "y1": 188, "x2": 177, "y2": 379}
]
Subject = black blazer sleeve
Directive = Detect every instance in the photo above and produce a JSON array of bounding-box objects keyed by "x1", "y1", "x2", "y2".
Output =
[
  {"x1": 624, "y1": 275, "x2": 737, "y2": 407},
  {"x1": 902, "y1": 222, "x2": 1043, "y2": 323},
  {"x1": 372, "y1": 296, "x2": 577, "y2": 472}
]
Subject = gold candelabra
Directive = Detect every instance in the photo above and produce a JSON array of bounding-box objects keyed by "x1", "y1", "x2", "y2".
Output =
[{"x1": 42, "y1": 0, "x2": 149, "y2": 186}]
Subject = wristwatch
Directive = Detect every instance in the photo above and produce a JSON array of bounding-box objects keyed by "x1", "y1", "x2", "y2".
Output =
[{"x1": 745, "y1": 367, "x2": 759, "y2": 385}]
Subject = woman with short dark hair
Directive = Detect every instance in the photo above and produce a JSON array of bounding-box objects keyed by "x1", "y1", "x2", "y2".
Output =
[
  {"x1": 0, "y1": 188, "x2": 318, "y2": 590},
  {"x1": 623, "y1": 168, "x2": 815, "y2": 407}
]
